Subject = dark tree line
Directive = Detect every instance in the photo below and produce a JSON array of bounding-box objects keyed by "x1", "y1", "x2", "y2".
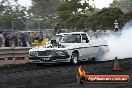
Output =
[
  {"x1": 110, "y1": 0, "x2": 132, "y2": 12},
  {"x1": 0, "y1": 0, "x2": 132, "y2": 31}
]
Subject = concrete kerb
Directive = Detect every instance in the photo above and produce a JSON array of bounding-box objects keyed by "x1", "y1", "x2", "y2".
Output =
[{"x1": 0, "y1": 47, "x2": 31, "y2": 66}]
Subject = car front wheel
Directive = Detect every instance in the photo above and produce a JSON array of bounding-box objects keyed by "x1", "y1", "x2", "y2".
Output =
[{"x1": 70, "y1": 52, "x2": 79, "y2": 65}]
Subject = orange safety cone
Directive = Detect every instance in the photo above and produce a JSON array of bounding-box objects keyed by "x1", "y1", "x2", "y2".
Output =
[{"x1": 113, "y1": 57, "x2": 123, "y2": 71}]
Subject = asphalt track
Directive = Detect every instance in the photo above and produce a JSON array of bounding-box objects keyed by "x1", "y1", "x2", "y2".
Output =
[{"x1": 0, "y1": 58, "x2": 132, "y2": 88}]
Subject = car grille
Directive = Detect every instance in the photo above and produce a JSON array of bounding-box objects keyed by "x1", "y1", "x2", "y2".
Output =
[
  {"x1": 30, "y1": 51, "x2": 38, "y2": 56},
  {"x1": 37, "y1": 50, "x2": 54, "y2": 56}
]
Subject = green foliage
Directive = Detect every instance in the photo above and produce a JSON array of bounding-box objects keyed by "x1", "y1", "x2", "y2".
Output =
[
  {"x1": 110, "y1": 0, "x2": 132, "y2": 12},
  {"x1": 119, "y1": 10, "x2": 132, "y2": 27},
  {"x1": 30, "y1": 0, "x2": 61, "y2": 17},
  {"x1": 0, "y1": 0, "x2": 28, "y2": 30},
  {"x1": 0, "y1": 0, "x2": 132, "y2": 31},
  {"x1": 95, "y1": 7, "x2": 123, "y2": 29},
  {"x1": 56, "y1": 0, "x2": 94, "y2": 29}
]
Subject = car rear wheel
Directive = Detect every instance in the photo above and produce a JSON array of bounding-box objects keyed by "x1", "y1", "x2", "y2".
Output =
[
  {"x1": 91, "y1": 57, "x2": 96, "y2": 63},
  {"x1": 70, "y1": 52, "x2": 79, "y2": 65}
]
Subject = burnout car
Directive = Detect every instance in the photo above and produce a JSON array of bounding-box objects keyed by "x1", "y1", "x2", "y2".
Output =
[{"x1": 29, "y1": 32, "x2": 109, "y2": 65}]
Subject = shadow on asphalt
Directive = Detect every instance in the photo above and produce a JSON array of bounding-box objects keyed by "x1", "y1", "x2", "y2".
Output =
[
  {"x1": 0, "y1": 58, "x2": 131, "y2": 69},
  {"x1": 0, "y1": 60, "x2": 111, "y2": 69},
  {"x1": 32, "y1": 61, "x2": 107, "y2": 68}
]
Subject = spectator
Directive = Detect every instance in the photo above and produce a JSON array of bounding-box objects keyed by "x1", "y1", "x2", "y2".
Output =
[
  {"x1": 54, "y1": 23, "x2": 61, "y2": 35},
  {"x1": 114, "y1": 20, "x2": 119, "y2": 32},
  {"x1": 0, "y1": 31, "x2": 4, "y2": 47},
  {"x1": 5, "y1": 33, "x2": 11, "y2": 47},
  {"x1": 43, "y1": 34, "x2": 49, "y2": 45},
  {"x1": 12, "y1": 34, "x2": 18, "y2": 47},
  {"x1": 38, "y1": 35, "x2": 43, "y2": 43},
  {"x1": 27, "y1": 32, "x2": 32, "y2": 46},
  {"x1": 80, "y1": 26, "x2": 87, "y2": 32},
  {"x1": 20, "y1": 33, "x2": 27, "y2": 47}
]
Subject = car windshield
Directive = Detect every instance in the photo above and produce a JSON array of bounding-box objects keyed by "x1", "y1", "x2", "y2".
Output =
[
  {"x1": 51, "y1": 35, "x2": 62, "y2": 43},
  {"x1": 63, "y1": 34, "x2": 81, "y2": 43}
]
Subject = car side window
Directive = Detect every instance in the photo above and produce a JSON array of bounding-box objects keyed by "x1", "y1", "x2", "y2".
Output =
[
  {"x1": 63, "y1": 34, "x2": 81, "y2": 43},
  {"x1": 72, "y1": 34, "x2": 81, "y2": 43},
  {"x1": 81, "y1": 34, "x2": 89, "y2": 43}
]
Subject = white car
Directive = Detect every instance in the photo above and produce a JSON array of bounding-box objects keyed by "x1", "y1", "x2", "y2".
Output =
[{"x1": 29, "y1": 32, "x2": 109, "y2": 65}]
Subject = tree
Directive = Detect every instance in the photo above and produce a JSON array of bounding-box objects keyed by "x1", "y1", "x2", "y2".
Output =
[
  {"x1": 119, "y1": 10, "x2": 132, "y2": 28},
  {"x1": 110, "y1": 0, "x2": 132, "y2": 12},
  {"x1": 95, "y1": 7, "x2": 123, "y2": 30},
  {"x1": 56, "y1": 0, "x2": 94, "y2": 29},
  {"x1": 28, "y1": 0, "x2": 63, "y2": 29},
  {"x1": 0, "y1": 0, "x2": 28, "y2": 30},
  {"x1": 29, "y1": 0, "x2": 61, "y2": 17}
]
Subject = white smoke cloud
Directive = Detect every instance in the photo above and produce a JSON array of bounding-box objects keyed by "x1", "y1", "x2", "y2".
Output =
[{"x1": 101, "y1": 20, "x2": 132, "y2": 61}]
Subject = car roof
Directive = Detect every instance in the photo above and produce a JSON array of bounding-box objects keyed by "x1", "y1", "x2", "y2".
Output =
[{"x1": 56, "y1": 32, "x2": 86, "y2": 36}]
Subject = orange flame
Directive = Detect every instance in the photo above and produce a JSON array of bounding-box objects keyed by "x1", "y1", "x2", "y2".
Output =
[{"x1": 78, "y1": 66, "x2": 86, "y2": 76}]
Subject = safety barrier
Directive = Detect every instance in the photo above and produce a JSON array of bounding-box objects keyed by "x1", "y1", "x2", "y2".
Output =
[{"x1": 0, "y1": 47, "x2": 31, "y2": 66}]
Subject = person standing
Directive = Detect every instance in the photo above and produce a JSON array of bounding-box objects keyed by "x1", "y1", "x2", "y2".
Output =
[
  {"x1": 114, "y1": 20, "x2": 119, "y2": 32},
  {"x1": 12, "y1": 34, "x2": 18, "y2": 47},
  {"x1": 0, "y1": 31, "x2": 4, "y2": 47},
  {"x1": 43, "y1": 34, "x2": 49, "y2": 45},
  {"x1": 54, "y1": 23, "x2": 61, "y2": 35},
  {"x1": 20, "y1": 33, "x2": 27, "y2": 47},
  {"x1": 4, "y1": 33, "x2": 11, "y2": 47}
]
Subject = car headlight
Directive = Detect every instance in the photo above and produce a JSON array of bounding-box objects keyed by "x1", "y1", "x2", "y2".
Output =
[{"x1": 30, "y1": 51, "x2": 38, "y2": 56}]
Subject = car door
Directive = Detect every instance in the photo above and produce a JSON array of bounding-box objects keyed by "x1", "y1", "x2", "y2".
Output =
[
  {"x1": 79, "y1": 34, "x2": 91, "y2": 61},
  {"x1": 65, "y1": 34, "x2": 87, "y2": 61}
]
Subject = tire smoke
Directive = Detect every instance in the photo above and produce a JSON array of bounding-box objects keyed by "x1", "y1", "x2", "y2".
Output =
[{"x1": 101, "y1": 20, "x2": 132, "y2": 61}]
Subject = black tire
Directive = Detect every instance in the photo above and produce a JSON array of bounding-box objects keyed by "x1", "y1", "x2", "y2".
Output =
[
  {"x1": 91, "y1": 57, "x2": 96, "y2": 63},
  {"x1": 36, "y1": 63, "x2": 43, "y2": 66},
  {"x1": 70, "y1": 52, "x2": 79, "y2": 65}
]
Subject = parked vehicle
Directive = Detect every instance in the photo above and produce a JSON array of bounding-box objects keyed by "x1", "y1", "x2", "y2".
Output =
[{"x1": 29, "y1": 32, "x2": 109, "y2": 65}]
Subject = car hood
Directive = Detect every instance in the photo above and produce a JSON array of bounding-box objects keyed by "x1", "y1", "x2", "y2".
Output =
[
  {"x1": 29, "y1": 43, "x2": 71, "y2": 52},
  {"x1": 29, "y1": 40, "x2": 108, "y2": 52}
]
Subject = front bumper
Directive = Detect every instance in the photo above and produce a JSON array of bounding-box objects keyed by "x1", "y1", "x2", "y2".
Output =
[{"x1": 29, "y1": 55, "x2": 70, "y2": 63}]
